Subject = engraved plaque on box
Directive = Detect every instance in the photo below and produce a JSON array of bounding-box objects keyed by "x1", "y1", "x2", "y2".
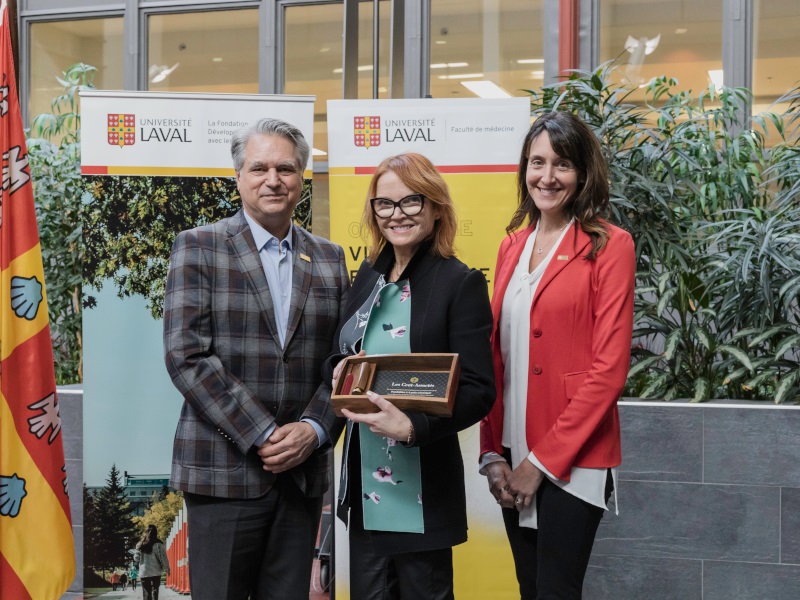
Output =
[{"x1": 371, "y1": 371, "x2": 451, "y2": 398}]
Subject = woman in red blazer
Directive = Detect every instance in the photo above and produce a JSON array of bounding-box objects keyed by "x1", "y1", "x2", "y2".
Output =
[{"x1": 479, "y1": 112, "x2": 635, "y2": 599}]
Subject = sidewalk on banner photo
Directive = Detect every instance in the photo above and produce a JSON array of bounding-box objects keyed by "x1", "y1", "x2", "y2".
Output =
[
  {"x1": 83, "y1": 579, "x2": 331, "y2": 600},
  {"x1": 86, "y1": 584, "x2": 187, "y2": 599}
]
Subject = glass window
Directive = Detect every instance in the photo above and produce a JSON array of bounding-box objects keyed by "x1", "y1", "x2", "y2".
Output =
[
  {"x1": 29, "y1": 18, "x2": 123, "y2": 123},
  {"x1": 147, "y1": 9, "x2": 258, "y2": 92},
  {"x1": 284, "y1": 1, "x2": 344, "y2": 163},
  {"x1": 600, "y1": 0, "x2": 723, "y2": 100},
  {"x1": 283, "y1": 2, "x2": 348, "y2": 239},
  {"x1": 356, "y1": 0, "x2": 391, "y2": 100},
  {"x1": 753, "y1": 1, "x2": 800, "y2": 122},
  {"x1": 283, "y1": 1, "x2": 390, "y2": 157},
  {"x1": 430, "y1": 0, "x2": 543, "y2": 99}
]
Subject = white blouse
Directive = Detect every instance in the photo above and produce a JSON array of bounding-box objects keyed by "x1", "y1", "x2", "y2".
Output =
[{"x1": 482, "y1": 221, "x2": 617, "y2": 529}]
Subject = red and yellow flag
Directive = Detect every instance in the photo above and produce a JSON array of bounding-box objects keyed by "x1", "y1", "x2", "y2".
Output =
[{"x1": 0, "y1": 2, "x2": 76, "y2": 598}]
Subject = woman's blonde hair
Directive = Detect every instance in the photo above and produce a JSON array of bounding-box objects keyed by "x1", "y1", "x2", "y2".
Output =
[{"x1": 362, "y1": 152, "x2": 458, "y2": 261}]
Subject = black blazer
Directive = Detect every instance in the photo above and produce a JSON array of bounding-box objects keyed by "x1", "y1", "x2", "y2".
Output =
[{"x1": 325, "y1": 241, "x2": 495, "y2": 554}]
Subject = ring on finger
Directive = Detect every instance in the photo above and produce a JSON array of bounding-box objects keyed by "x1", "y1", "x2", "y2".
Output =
[{"x1": 515, "y1": 497, "x2": 523, "y2": 505}]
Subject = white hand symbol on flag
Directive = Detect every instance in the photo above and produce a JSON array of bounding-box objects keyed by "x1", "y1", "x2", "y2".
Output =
[
  {"x1": 28, "y1": 392, "x2": 62, "y2": 444},
  {"x1": 2, "y1": 145, "x2": 31, "y2": 195}
]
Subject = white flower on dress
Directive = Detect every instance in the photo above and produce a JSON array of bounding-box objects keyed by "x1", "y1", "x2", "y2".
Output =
[
  {"x1": 372, "y1": 466, "x2": 402, "y2": 485},
  {"x1": 388, "y1": 326, "x2": 407, "y2": 338},
  {"x1": 363, "y1": 492, "x2": 381, "y2": 504}
]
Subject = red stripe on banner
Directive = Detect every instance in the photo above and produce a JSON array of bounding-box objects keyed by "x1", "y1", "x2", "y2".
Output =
[
  {"x1": 0, "y1": 327, "x2": 71, "y2": 519},
  {"x1": 438, "y1": 164, "x2": 518, "y2": 173},
  {"x1": 0, "y1": 552, "x2": 34, "y2": 600},
  {"x1": 353, "y1": 166, "x2": 377, "y2": 175},
  {"x1": 353, "y1": 164, "x2": 516, "y2": 175},
  {"x1": 81, "y1": 165, "x2": 109, "y2": 175}
]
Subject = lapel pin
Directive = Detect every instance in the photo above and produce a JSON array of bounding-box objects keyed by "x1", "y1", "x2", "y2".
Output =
[
  {"x1": 557, "y1": 255, "x2": 569, "y2": 261},
  {"x1": 300, "y1": 253, "x2": 311, "y2": 263}
]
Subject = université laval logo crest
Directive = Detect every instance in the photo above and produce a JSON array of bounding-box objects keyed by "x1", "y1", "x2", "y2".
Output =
[
  {"x1": 354, "y1": 116, "x2": 381, "y2": 149},
  {"x1": 107, "y1": 114, "x2": 135, "y2": 147}
]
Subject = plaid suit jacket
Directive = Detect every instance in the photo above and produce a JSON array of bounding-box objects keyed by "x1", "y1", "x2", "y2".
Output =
[{"x1": 164, "y1": 209, "x2": 349, "y2": 498}]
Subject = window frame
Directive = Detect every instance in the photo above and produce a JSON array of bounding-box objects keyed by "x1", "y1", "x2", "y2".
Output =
[{"x1": 18, "y1": 0, "x2": 764, "y2": 125}]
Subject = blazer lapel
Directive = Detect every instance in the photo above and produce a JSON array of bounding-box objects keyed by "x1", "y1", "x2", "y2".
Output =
[
  {"x1": 532, "y1": 223, "x2": 591, "y2": 310},
  {"x1": 226, "y1": 211, "x2": 281, "y2": 346},
  {"x1": 285, "y1": 224, "x2": 311, "y2": 348}
]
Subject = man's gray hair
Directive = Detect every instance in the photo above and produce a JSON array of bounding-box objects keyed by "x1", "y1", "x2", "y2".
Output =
[{"x1": 230, "y1": 117, "x2": 310, "y2": 173}]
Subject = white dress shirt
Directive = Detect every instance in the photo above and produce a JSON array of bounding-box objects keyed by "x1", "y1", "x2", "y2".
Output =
[{"x1": 243, "y1": 211, "x2": 326, "y2": 448}]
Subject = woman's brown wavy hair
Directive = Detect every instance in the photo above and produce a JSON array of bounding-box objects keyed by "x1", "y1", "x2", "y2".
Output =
[{"x1": 508, "y1": 111, "x2": 610, "y2": 259}]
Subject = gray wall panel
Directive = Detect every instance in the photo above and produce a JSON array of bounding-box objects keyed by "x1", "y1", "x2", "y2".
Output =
[
  {"x1": 70, "y1": 520, "x2": 84, "y2": 592},
  {"x1": 594, "y1": 481, "x2": 780, "y2": 562},
  {"x1": 65, "y1": 458, "x2": 83, "y2": 527},
  {"x1": 59, "y1": 392, "x2": 83, "y2": 457},
  {"x1": 704, "y1": 408, "x2": 800, "y2": 486},
  {"x1": 585, "y1": 554, "x2": 702, "y2": 600},
  {"x1": 782, "y1": 487, "x2": 800, "y2": 565},
  {"x1": 59, "y1": 390, "x2": 84, "y2": 595},
  {"x1": 619, "y1": 405, "x2": 703, "y2": 482},
  {"x1": 704, "y1": 561, "x2": 800, "y2": 600}
]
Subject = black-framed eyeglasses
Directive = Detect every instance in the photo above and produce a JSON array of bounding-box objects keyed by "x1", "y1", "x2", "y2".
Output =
[{"x1": 370, "y1": 194, "x2": 425, "y2": 218}]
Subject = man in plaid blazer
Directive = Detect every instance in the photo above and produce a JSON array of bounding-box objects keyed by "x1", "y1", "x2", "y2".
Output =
[{"x1": 163, "y1": 118, "x2": 349, "y2": 600}]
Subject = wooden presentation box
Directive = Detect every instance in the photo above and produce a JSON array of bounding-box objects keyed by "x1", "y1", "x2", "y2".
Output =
[{"x1": 331, "y1": 353, "x2": 460, "y2": 417}]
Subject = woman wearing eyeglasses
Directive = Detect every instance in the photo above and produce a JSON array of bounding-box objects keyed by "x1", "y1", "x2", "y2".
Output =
[{"x1": 324, "y1": 152, "x2": 495, "y2": 599}]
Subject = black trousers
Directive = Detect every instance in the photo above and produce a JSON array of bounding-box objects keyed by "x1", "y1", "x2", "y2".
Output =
[
  {"x1": 348, "y1": 517, "x2": 454, "y2": 600},
  {"x1": 502, "y1": 475, "x2": 611, "y2": 600},
  {"x1": 141, "y1": 576, "x2": 160, "y2": 600},
  {"x1": 184, "y1": 474, "x2": 322, "y2": 600}
]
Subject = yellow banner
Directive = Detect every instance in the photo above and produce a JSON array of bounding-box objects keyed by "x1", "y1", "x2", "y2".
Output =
[{"x1": 328, "y1": 98, "x2": 530, "y2": 599}]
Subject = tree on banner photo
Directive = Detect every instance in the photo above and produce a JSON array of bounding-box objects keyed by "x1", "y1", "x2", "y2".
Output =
[{"x1": 0, "y1": 1, "x2": 76, "y2": 598}]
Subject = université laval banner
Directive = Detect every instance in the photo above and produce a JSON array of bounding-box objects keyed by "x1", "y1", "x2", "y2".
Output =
[
  {"x1": 80, "y1": 91, "x2": 314, "y2": 178},
  {"x1": 327, "y1": 97, "x2": 530, "y2": 294},
  {"x1": 327, "y1": 98, "x2": 530, "y2": 600}
]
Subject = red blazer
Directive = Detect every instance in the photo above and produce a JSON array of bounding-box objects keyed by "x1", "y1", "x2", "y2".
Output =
[{"x1": 479, "y1": 221, "x2": 635, "y2": 481}]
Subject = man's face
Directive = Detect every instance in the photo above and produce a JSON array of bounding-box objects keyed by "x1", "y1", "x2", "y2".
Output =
[{"x1": 236, "y1": 133, "x2": 302, "y2": 236}]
